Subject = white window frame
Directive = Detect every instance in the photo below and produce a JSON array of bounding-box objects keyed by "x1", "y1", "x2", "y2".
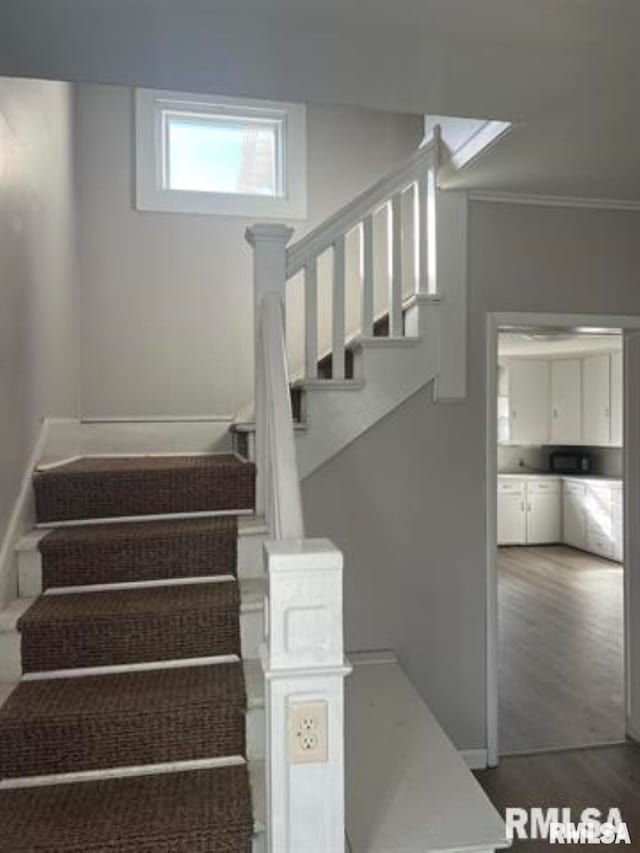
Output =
[{"x1": 135, "y1": 88, "x2": 307, "y2": 219}]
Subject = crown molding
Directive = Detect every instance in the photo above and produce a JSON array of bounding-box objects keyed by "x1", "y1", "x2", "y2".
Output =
[{"x1": 469, "y1": 190, "x2": 640, "y2": 212}]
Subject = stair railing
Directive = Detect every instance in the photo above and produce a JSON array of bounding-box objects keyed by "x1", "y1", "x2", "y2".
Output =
[
  {"x1": 246, "y1": 223, "x2": 349, "y2": 853},
  {"x1": 288, "y1": 129, "x2": 441, "y2": 380}
]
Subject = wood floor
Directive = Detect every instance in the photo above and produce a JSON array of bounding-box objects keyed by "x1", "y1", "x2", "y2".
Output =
[
  {"x1": 476, "y1": 743, "x2": 640, "y2": 851},
  {"x1": 498, "y1": 545, "x2": 624, "y2": 754}
]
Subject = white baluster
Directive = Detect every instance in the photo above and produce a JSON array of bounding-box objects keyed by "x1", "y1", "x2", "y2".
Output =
[
  {"x1": 304, "y1": 259, "x2": 318, "y2": 379},
  {"x1": 332, "y1": 235, "x2": 346, "y2": 379},
  {"x1": 417, "y1": 174, "x2": 428, "y2": 295},
  {"x1": 361, "y1": 215, "x2": 374, "y2": 336},
  {"x1": 389, "y1": 192, "x2": 403, "y2": 336}
]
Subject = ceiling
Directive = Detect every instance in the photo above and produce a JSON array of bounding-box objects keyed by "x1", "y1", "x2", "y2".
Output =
[
  {"x1": 2, "y1": 0, "x2": 640, "y2": 199},
  {"x1": 499, "y1": 331, "x2": 623, "y2": 358}
]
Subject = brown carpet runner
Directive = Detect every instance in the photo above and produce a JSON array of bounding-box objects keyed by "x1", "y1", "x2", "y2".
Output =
[
  {"x1": 18, "y1": 583, "x2": 241, "y2": 672},
  {"x1": 0, "y1": 663, "x2": 246, "y2": 778},
  {"x1": 34, "y1": 455, "x2": 256, "y2": 523},
  {"x1": 0, "y1": 765, "x2": 254, "y2": 851},
  {"x1": 39, "y1": 516, "x2": 238, "y2": 589}
]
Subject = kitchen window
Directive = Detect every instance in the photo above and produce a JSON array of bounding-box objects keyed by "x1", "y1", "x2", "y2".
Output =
[{"x1": 135, "y1": 89, "x2": 307, "y2": 219}]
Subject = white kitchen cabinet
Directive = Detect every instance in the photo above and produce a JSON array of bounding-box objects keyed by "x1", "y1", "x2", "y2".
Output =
[
  {"x1": 508, "y1": 360, "x2": 550, "y2": 445},
  {"x1": 563, "y1": 481, "x2": 587, "y2": 550},
  {"x1": 527, "y1": 488, "x2": 562, "y2": 544},
  {"x1": 611, "y1": 350, "x2": 623, "y2": 447},
  {"x1": 550, "y1": 359, "x2": 582, "y2": 444},
  {"x1": 497, "y1": 491, "x2": 527, "y2": 544},
  {"x1": 561, "y1": 478, "x2": 623, "y2": 562},
  {"x1": 583, "y1": 354, "x2": 611, "y2": 446},
  {"x1": 497, "y1": 478, "x2": 561, "y2": 545},
  {"x1": 500, "y1": 350, "x2": 622, "y2": 448},
  {"x1": 613, "y1": 488, "x2": 624, "y2": 561}
]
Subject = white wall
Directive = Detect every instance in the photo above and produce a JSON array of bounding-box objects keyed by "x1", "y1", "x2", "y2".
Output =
[
  {"x1": 0, "y1": 77, "x2": 78, "y2": 604},
  {"x1": 303, "y1": 200, "x2": 640, "y2": 751},
  {"x1": 74, "y1": 84, "x2": 422, "y2": 417}
]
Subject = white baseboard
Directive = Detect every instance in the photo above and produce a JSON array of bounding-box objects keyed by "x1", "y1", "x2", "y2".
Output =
[
  {"x1": 460, "y1": 749, "x2": 489, "y2": 770},
  {"x1": 0, "y1": 420, "x2": 49, "y2": 609},
  {"x1": 42, "y1": 417, "x2": 234, "y2": 462}
]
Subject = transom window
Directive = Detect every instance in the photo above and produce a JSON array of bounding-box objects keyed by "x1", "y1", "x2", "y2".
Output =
[{"x1": 136, "y1": 89, "x2": 307, "y2": 218}]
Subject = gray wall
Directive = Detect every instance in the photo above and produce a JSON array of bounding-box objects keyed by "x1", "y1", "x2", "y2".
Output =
[
  {"x1": 0, "y1": 77, "x2": 78, "y2": 604},
  {"x1": 74, "y1": 84, "x2": 422, "y2": 417},
  {"x1": 303, "y1": 201, "x2": 640, "y2": 750}
]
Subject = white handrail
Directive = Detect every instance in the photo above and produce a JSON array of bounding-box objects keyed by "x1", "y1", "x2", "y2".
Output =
[
  {"x1": 258, "y1": 291, "x2": 304, "y2": 539},
  {"x1": 286, "y1": 138, "x2": 436, "y2": 278}
]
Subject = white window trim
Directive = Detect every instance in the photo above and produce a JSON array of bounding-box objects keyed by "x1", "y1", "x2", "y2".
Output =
[{"x1": 135, "y1": 88, "x2": 307, "y2": 219}]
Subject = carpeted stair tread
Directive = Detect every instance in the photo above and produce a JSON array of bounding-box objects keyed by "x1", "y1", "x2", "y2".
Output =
[
  {"x1": 0, "y1": 663, "x2": 246, "y2": 778},
  {"x1": 39, "y1": 517, "x2": 238, "y2": 589},
  {"x1": 18, "y1": 583, "x2": 241, "y2": 672},
  {"x1": 34, "y1": 455, "x2": 256, "y2": 523},
  {"x1": 0, "y1": 764, "x2": 254, "y2": 851}
]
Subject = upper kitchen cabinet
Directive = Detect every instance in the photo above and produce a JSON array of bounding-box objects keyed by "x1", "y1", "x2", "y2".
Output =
[
  {"x1": 508, "y1": 359, "x2": 550, "y2": 445},
  {"x1": 611, "y1": 350, "x2": 623, "y2": 447},
  {"x1": 583, "y1": 354, "x2": 611, "y2": 446},
  {"x1": 550, "y1": 359, "x2": 582, "y2": 444}
]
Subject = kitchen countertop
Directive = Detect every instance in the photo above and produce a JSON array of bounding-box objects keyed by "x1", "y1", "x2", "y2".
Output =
[{"x1": 498, "y1": 472, "x2": 622, "y2": 485}]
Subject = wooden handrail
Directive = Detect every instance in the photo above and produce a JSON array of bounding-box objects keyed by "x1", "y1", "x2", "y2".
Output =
[{"x1": 286, "y1": 139, "x2": 435, "y2": 278}]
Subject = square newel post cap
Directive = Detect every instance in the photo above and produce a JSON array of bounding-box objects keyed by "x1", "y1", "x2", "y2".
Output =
[
  {"x1": 264, "y1": 538, "x2": 343, "y2": 573},
  {"x1": 245, "y1": 223, "x2": 295, "y2": 247}
]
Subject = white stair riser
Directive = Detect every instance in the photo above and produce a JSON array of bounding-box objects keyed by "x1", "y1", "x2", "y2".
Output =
[
  {"x1": 18, "y1": 531, "x2": 268, "y2": 596},
  {"x1": 0, "y1": 606, "x2": 263, "y2": 681},
  {"x1": 0, "y1": 630, "x2": 21, "y2": 682},
  {"x1": 238, "y1": 533, "x2": 267, "y2": 580},
  {"x1": 247, "y1": 706, "x2": 265, "y2": 760},
  {"x1": 241, "y1": 606, "x2": 264, "y2": 661}
]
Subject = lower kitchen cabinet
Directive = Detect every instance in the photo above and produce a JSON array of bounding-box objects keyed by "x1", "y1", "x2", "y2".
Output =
[
  {"x1": 497, "y1": 478, "x2": 561, "y2": 545},
  {"x1": 497, "y1": 490, "x2": 527, "y2": 544},
  {"x1": 563, "y1": 482, "x2": 587, "y2": 549},
  {"x1": 498, "y1": 475, "x2": 623, "y2": 561},
  {"x1": 528, "y1": 491, "x2": 562, "y2": 544}
]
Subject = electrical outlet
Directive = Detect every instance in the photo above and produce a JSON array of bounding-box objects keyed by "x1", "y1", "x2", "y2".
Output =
[{"x1": 288, "y1": 700, "x2": 328, "y2": 764}]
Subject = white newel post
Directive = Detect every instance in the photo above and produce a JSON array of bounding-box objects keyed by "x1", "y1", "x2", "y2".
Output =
[
  {"x1": 245, "y1": 224, "x2": 294, "y2": 517},
  {"x1": 263, "y1": 539, "x2": 351, "y2": 853}
]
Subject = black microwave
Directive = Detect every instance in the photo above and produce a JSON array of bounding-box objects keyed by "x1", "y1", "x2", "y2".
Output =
[{"x1": 549, "y1": 450, "x2": 594, "y2": 475}]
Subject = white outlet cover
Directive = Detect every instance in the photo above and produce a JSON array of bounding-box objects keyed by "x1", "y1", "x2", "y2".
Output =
[{"x1": 288, "y1": 700, "x2": 328, "y2": 764}]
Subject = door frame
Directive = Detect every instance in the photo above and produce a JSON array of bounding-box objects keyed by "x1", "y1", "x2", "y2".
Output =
[{"x1": 486, "y1": 311, "x2": 640, "y2": 766}]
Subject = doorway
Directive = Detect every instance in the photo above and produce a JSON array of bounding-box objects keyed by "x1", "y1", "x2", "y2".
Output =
[{"x1": 486, "y1": 313, "x2": 640, "y2": 766}]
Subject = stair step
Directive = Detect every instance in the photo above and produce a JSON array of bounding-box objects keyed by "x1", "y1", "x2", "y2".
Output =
[
  {"x1": 0, "y1": 764, "x2": 254, "y2": 851},
  {"x1": 18, "y1": 583, "x2": 243, "y2": 673},
  {"x1": 0, "y1": 663, "x2": 247, "y2": 779},
  {"x1": 33, "y1": 455, "x2": 256, "y2": 523},
  {"x1": 35, "y1": 517, "x2": 239, "y2": 591}
]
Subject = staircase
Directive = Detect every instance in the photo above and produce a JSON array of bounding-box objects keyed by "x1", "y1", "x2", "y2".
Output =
[
  {"x1": 0, "y1": 454, "x2": 267, "y2": 851},
  {"x1": 0, "y1": 127, "x2": 468, "y2": 852},
  {"x1": 235, "y1": 128, "x2": 468, "y2": 480}
]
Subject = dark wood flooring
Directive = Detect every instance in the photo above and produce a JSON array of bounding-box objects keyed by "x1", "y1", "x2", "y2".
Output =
[
  {"x1": 476, "y1": 743, "x2": 640, "y2": 851},
  {"x1": 499, "y1": 545, "x2": 624, "y2": 754}
]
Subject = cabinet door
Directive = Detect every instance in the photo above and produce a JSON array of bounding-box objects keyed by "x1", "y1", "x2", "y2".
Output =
[
  {"x1": 498, "y1": 493, "x2": 526, "y2": 545},
  {"x1": 610, "y1": 350, "x2": 623, "y2": 447},
  {"x1": 550, "y1": 359, "x2": 582, "y2": 444},
  {"x1": 613, "y1": 490, "x2": 624, "y2": 562},
  {"x1": 563, "y1": 486, "x2": 586, "y2": 549},
  {"x1": 583, "y1": 354, "x2": 611, "y2": 446},
  {"x1": 527, "y1": 493, "x2": 561, "y2": 544},
  {"x1": 509, "y1": 360, "x2": 550, "y2": 445}
]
